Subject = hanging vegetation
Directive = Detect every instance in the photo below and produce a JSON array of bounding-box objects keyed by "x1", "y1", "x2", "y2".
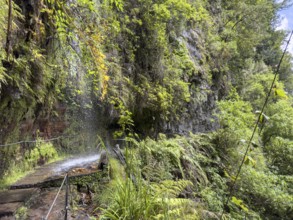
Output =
[{"x1": 0, "y1": 0, "x2": 293, "y2": 219}]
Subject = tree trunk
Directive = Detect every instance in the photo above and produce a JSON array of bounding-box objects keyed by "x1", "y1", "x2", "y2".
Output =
[{"x1": 5, "y1": 0, "x2": 12, "y2": 60}]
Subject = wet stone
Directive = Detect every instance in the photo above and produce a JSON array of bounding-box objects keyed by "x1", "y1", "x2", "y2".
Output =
[
  {"x1": 0, "y1": 188, "x2": 39, "y2": 204},
  {"x1": 0, "y1": 202, "x2": 22, "y2": 218},
  {"x1": 0, "y1": 154, "x2": 102, "y2": 219}
]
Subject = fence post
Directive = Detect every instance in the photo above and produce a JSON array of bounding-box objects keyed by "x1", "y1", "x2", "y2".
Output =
[
  {"x1": 44, "y1": 173, "x2": 67, "y2": 220},
  {"x1": 64, "y1": 173, "x2": 69, "y2": 220}
]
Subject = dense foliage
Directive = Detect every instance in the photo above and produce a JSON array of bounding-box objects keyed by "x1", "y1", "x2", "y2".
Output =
[{"x1": 1, "y1": 0, "x2": 293, "y2": 219}]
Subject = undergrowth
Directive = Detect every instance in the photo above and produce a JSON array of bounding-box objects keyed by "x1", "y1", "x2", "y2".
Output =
[
  {"x1": 96, "y1": 134, "x2": 221, "y2": 219},
  {"x1": 95, "y1": 127, "x2": 293, "y2": 219},
  {"x1": 98, "y1": 155, "x2": 199, "y2": 220},
  {"x1": 0, "y1": 140, "x2": 62, "y2": 190}
]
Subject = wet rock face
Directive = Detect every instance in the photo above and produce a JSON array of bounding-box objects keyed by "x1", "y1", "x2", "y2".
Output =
[
  {"x1": 97, "y1": 151, "x2": 109, "y2": 171},
  {"x1": 164, "y1": 29, "x2": 220, "y2": 135},
  {"x1": 0, "y1": 0, "x2": 66, "y2": 180},
  {"x1": 177, "y1": 91, "x2": 219, "y2": 134}
]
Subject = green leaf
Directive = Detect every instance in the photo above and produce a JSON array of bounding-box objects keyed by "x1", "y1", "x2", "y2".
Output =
[
  {"x1": 244, "y1": 155, "x2": 256, "y2": 167},
  {"x1": 274, "y1": 88, "x2": 288, "y2": 99},
  {"x1": 231, "y1": 196, "x2": 249, "y2": 212}
]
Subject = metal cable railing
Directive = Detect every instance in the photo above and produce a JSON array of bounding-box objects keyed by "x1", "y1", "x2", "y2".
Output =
[
  {"x1": 43, "y1": 172, "x2": 70, "y2": 220},
  {"x1": 220, "y1": 30, "x2": 293, "y2": 219},
  {"x1": 0, "y1": 135, "x2": 75, "y2": 148}
]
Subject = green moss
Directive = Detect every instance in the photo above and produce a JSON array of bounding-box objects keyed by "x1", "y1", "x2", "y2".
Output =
[
  {"x1": 0, "y1": 140, "x2": 62, "y2": 190},
  {"x1": 15, "y1": 206, "x2": 28, "y2": 220}
]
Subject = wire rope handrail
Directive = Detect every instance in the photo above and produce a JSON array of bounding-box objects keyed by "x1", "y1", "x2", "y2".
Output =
[
  {"x1": 0, "y1": 135, "x2": 75, "y2": 148},
  {"x1": 43, "y1": 173, "x2": 69, "y2": 220},
  {"x1": 220, "y1": 30, "x2": 293, "y2": 219}
]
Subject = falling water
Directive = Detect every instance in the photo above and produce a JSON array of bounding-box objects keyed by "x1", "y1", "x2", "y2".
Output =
[{"x1": 54, "y1": 154, "x2": 100, "y2": 173}]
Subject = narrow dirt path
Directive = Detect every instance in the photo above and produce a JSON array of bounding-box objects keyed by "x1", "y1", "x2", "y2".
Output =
[{"x1": 0, "y1": 154, "x2": 101, "y2": 219}]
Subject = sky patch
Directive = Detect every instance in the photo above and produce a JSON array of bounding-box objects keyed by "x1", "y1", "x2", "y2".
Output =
[{"x1": 277, "y1": 5, "x2": 293, "y2": 54}]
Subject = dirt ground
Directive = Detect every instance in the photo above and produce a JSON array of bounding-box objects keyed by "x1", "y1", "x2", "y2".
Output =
[{"x1": 27, "y1": 187, "x2": 98, "y2": 220}]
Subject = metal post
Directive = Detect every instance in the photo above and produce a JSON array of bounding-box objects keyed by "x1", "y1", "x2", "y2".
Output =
[
  {"x1": 64, "y1": 173, "x2": 69, "y2": 220},
  {"x1": 44, "y1": 174, "x2": 67, "y2": 220}
]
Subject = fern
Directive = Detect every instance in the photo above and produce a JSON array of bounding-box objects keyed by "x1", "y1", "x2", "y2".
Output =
[
  {"x1": 152, "y1": 180, "x2": 192, "y2": 198},
  {"x1": 100, "y1": 162, "x2": 197, "y2": 220},
  {"x1": 100, "y1": 134, "x2": 221, "y2": 219}
]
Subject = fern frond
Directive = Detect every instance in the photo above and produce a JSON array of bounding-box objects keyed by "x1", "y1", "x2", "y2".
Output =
[{"x1": 153, "y1": 180, "x2": 193, "y2": 197}]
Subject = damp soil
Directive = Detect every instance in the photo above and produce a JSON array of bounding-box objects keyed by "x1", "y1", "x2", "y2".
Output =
[
  {"x1": 0, "y1": 154, "x2": 102, "y2": 220},
  {"x1": 27, "y1": 187, "x2": 98, "y2": 220}
]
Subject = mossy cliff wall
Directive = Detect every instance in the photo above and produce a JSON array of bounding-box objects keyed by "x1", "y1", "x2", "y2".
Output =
[{"x1": 0, "y1": 0, "x2": 290, "y2": 177}]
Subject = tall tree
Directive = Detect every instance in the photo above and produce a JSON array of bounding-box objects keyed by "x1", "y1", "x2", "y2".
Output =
[{"x1": 5, "y1": 0, "x2": 12, "y2": 60}]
